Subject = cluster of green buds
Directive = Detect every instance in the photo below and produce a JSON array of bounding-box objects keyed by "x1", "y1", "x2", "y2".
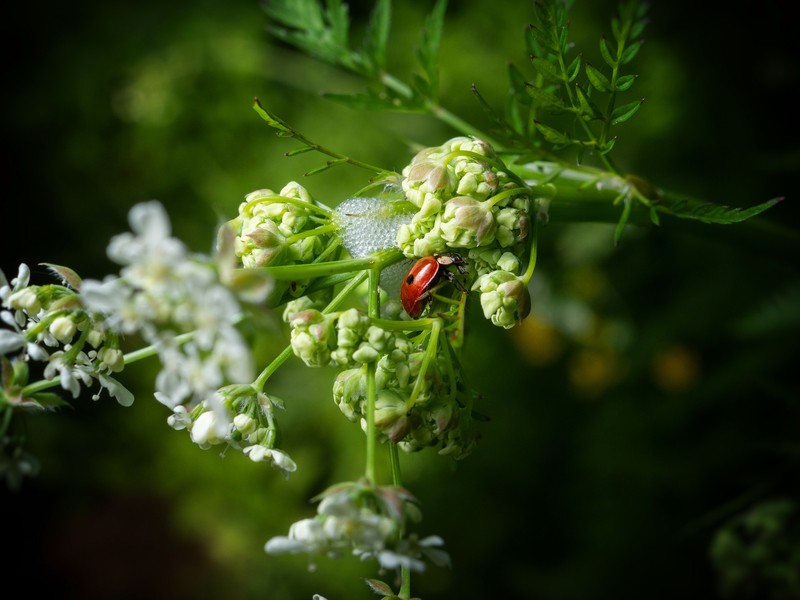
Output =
[
  {"x1": 265, "y1": 478, "x2": 449, "y2": 574},
  {"x1": 283, "y1": 300, "x2": 478, "y2": 458},
  {"x1": 396, "y1": 136, "x2": 538, "y2": 328},
  {"x1": 225, "y1": 182, "x2": 338, "y2": 304}
]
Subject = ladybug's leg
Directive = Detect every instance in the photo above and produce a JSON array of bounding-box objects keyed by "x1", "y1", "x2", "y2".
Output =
[{"x1": 440, "y1": 267, "x2": 468, "y2": 292}]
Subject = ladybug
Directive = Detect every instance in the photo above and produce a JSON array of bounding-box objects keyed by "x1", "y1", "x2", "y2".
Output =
[{"x1": 400, "y1": 253, "x2": 468, "y2": 318}]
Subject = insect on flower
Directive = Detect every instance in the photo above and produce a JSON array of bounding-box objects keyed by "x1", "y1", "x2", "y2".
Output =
[{"x1": 400, "y1": 253, "x2": 468, "y2": 318}]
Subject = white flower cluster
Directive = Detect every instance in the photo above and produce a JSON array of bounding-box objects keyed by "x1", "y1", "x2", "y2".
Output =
[
  {"x1": 80, "y1": 201, "x2": 254, "y2": 426},
  {"x1": 0, "y1": 263, "x2": 132, "y2": 406},
  {"x1": 265, "y1": 479, "x2": 450, "y2": 574}
]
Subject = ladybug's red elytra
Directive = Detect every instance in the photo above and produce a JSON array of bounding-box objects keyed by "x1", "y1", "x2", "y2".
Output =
[{"x1": 400, "y1": 253, "x2": 468, "y2": 318}]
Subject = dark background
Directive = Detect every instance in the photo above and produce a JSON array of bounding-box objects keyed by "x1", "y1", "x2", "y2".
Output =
[{"x1": 2, "y1": 1, "x2": 798, "y2": 599}]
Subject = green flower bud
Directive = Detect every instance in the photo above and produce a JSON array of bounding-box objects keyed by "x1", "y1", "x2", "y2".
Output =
[
  {"x1": 333, "y1": 368, "x2": 364, "y2": 421},
  {"x1": 49, "y1": 315, "x2": 77, "y2": 343},
  {"x1": 374, "y1": 389, "x2": 408, "y2": 429},
  {"x1": 439, "y1": 196, "x2": 496, "y2": 248},
  {"x1": 234, "y1": 413, "x2": 257, "y2": 435},
  {"x1": 190, "y1": 410, "x2": 228, "y2": 447},
  {"x1": 97, "y1": 346, "x2": 125, "y2": 372},
  {"x1": 8, "y1": 287, "x2": 41, "y2": 314},
  {"x1": 472, "y1": 270, "x2": 530, "y2": 329},
  {"x1": 288, "y1": 309, "x2": 334, "y2": 367},
  {"x1": 236, "y1": 219, "x2": 287, "y2": 268}
]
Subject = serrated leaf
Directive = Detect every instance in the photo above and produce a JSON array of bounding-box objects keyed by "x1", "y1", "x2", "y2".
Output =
[
  {"x1": 530, "y1": 55, "x2": 561, "y2": 83},
  {"x1": 620, "y1": 40, "x2": 642, "y2": 65},
  {"x1": 610, "y1": 98, "x2": 643, "y2": 124},
  {"x1": 362, "y1": 0, "x2": 391, "y2": 72},
  {"x1": 534, "y1": 121, "x2": 572, "y2": 145},
  {"x1": 585, "y1": 63, "x2": 613, "y2": 92},
  {"x1": 41, "y1": 263, "x2": 82, "y2": 289},
  {"x1": 599, "y1": 36, "x2": 616, "y2": 68},
  {"x1": 525, "y1": 84, "x2": 566, "y2": 110},
  {"x1": 657, "y1": 195, "x2": 783, "y2": 224},
  {"x1": 615, "y1": 73, "x2": 638, "y2": 91}
]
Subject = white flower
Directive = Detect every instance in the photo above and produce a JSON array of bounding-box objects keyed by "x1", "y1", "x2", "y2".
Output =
[
  {"x1": 243, "y1": 445, "x2": 297, "y2": 477},
  {"x1": 49, "y1": 316, "x2": 77, "y2": 344},
  {"x1": 265, "y1": 518, "x2": 327, "y2": 556},
  {"x1": 0, "y1": 329, "x2": 26, "y2": 355},
  {"x1": 96, "y1": 374, "x2": 135, "y2": 407},
  {"x1": 43, "y1": 350, "x2": 94, "y2": 398},
  {"x1": 189, "y1": 410, "x2": 228, "y2": 447},
  {"x1": 167, "y1": 405, "x2": 192, "y2": 430}
]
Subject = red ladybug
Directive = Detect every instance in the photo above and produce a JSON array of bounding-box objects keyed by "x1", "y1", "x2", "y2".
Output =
[{"x1": 400, "y1": 253, "x2": 468, "y2": 318}]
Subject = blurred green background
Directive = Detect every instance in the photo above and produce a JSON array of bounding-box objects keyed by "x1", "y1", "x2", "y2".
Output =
[{"x1": 2, "y1": 1, "x2": 798, "y2": 599}]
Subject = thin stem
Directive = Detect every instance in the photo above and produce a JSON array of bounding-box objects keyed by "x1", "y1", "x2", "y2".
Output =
[
  {"x1": 521, "y1": 218, "x2": 539, "y2": 285},
  {"x1": 363, "y1": 268, "x2": 381, "y2": 483},
  {"x1": 404, "y1": 318, "x2": 441, "y2": 412},
  {"x1": 253, "y1": 345, "x2": 294, "y2": 391},
  {"x1": 262, "y1": 248, "x2": 404, "y2": 280}
]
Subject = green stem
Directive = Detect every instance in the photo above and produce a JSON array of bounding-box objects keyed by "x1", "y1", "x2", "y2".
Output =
[
  {"x1": 255, "y1": 270, "x2": 370, "y2": 392},
  {"x1": 253, "y1": 345, "x2": 294, "y2": 391},
  {"x1": 261, "y1": 248, "x2": 403, "y2": 280},
  {"x1": 242, "y1": 193, "x2": 334, "y2": 218},
  {"x1": 378, "y1": 72, "x2": 499, "y2": 147},
  {"x1": 521, "y1": 218, "x2": 539, "y2": 285},
  {"x1": 404, "y1": 318, "x2": 441, "y2": 412},
  {"x1": 285, "y1": 223, "x2": 339, "y2": 245},
  {"x1": 364, "y1": 268, "x2": 381, "y2": 483}
]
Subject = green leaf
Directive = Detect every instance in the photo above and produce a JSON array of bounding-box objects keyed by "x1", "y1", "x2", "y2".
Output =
[
  {"x1": 364, "y1": 578, "x2": 394, "y2": 596},
  {"x1": 416, "y1": 0, "x2": 447, "y2": 99},
  {"x1": 610, "y1": 98, "x2": 643, "y2": 124},
  {"x1": 508, "y1": 63, "x2": 530, "y2": 99},
  {"x1": 599, "y1": 36, "x2": 616, "y2": 68},
  {"x1": 657, "y1": 195, "x2": 783, "y2": 224},
  {"x1": 575, "y1": 83, "x2": 601, "y2": 120},
  {"x1": 252, "y1": 98, "x2": 292, "y2": 135},
  {"x1": 585, "y1": 63, "x2": 613, "y2": 92},
  {"x1": 41, "y1": 263, "x2": 82, "y2": 289},
  {"x1": 324, "y1": 0, "x2": 350, "y2": 48},
  {"x1": 530, "y1": 55, "x2": 561, "y2": 83},
  {"x1": 362, "y1": 0, "x2": 391, "y2": 72},
  {"x1": 525, "y1": 84, "x2": 566, "y2": 110},
  {"x1": 620, "y1": 40, "x2": 642, "y2": 65},
  {"x1": 598, "y1": 136, "x2": 617, "y2": 155},
  {"x1": 534, "y1": 121, "x2": 572, "y2": 146},
  {"x1": 614, "y1": 195, "x2": 632, "y2": 245},
  {"x1": 615, "y1": 73, "x2": 638, "y2": 91},
  {"x1": 566, "y1": 55, "x2": 582, "y2": 81},
  {"x1": 30, "y1": 392, "x2": 73, "y2": 410}
]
